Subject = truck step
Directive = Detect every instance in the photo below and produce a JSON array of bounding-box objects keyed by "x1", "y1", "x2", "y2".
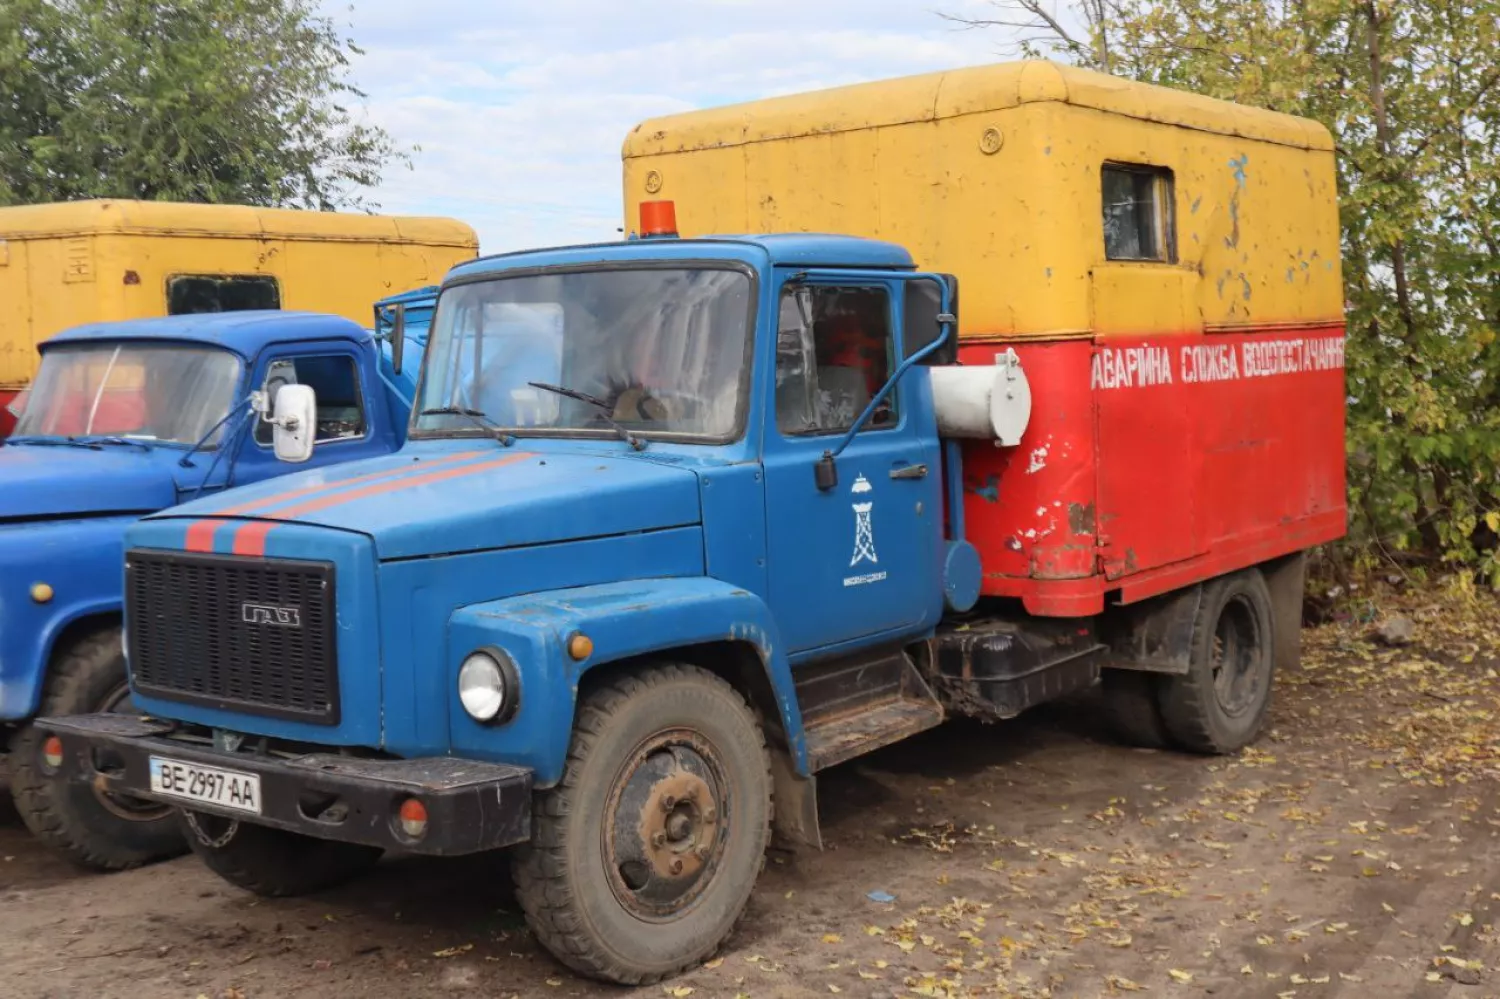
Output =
[
  {"x1": 804, "y1": 696, "x2": 946, "y2": 772},
  {"x1": 794, "y1": 645, "x2": 946, "y2": 772}
]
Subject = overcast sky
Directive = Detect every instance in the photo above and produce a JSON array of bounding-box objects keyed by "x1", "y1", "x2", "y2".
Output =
[{"x1": 329, "y1": 1, "x2": 1012, "y2": 254}]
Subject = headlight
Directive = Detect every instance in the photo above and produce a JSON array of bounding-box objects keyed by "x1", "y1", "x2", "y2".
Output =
[{"x1": 458, "y1": 647, "x2": 518, "y2": 723}]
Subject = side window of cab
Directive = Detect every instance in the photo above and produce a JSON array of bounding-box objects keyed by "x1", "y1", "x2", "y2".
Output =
[
  {"x1": 774, "y1": 285, "x2": 897, "y2": 436},
  {"x1": 254, "y1": 355, "x2": 367, "y2": 446}
]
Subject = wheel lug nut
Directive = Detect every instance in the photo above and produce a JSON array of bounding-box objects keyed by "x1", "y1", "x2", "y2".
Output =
[
  {"x1": 651, "y1": 831, "x2": 666, "y2": 847},
  {"x1": 661, "y1": 795, "x2": 677, "y2": 812},
  {"x1": 695, "y1": 845, "x2": 710, "y2": 859},
  {"x1": 670, "y1": 859, "x2": 683, "y2": 874},
  {"x1": 704, "y1": 808, "x2": 717, "y2": 823}
]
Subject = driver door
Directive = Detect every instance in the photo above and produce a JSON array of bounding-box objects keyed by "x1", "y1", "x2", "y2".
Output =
[{"x1": 760, "y1": 273, "x2": 946, "y2": 655}]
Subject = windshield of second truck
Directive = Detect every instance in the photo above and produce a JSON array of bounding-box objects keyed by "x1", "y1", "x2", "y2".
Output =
[
  {"x1": 13, "y1": 343, "x2": 241, "y2": 446},
  {"x1": 412, "y1": 266, "x2": 753, "y2": 442}
]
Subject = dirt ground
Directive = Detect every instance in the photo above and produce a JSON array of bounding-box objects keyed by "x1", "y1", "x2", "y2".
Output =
[{"x1": 4, "y1": 592, "x2": 1499, "y2": 999}]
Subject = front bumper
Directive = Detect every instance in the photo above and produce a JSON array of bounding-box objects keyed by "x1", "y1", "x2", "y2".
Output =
[{"x1": 37, "y1": 714, "x2": 534, "y2": 856}]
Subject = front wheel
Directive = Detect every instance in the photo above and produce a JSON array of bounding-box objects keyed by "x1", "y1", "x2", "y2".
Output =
[
  {"x1": 181, "y1": 811, "x2": 383, "y2": 897},
  {"x1": 10, "y1": 629, "x2": 185, "y2": 870},
  {"x1": 1156, "y1": 569, "x2": 1277, "y2": 754},
  {"x1": 513, "y1": 663, "x2": 773, "y2": 984}
]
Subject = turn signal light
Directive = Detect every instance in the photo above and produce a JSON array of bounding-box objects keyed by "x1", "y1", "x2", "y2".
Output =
[
  {"x1": 398, "y1": 797, "x2": 429, "y2": 840},
  {"x1": 42, "y1": 735, "x2": 64, "y2": 771}
]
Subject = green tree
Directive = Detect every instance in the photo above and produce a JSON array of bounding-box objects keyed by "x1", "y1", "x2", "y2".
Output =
[
  {"x1": 0, "y1": 0, "x2": 405, "y2": 209},
  {"x1": 948, "y1": 1, "x2": 1500, "y2": 581}
]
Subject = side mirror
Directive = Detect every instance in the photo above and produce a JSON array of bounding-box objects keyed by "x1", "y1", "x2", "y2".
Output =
[
  {"x1": 271, "y1": 384, "x2": 316, "y2": 463},
  {"x1": 390, "y1": 304, "x2": 406, "y2": 376}
]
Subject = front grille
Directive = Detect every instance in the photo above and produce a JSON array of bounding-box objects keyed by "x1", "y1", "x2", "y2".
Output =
[{"x1": 126, "y1": 549, "x2": 339, "y2": 725}]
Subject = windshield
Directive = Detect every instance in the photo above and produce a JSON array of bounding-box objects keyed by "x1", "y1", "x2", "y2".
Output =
[
  {"x1": 13, "y1": 343, "x2": 242, "y2": 445},
  {"x1": 413, "y1": 267, "x2": 753, "y2": 441}
]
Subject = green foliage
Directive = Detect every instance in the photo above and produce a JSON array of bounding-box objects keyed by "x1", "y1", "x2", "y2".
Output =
[
  {"x1": 0, "y1": 0, "x2": 405, "y2": 209},
  {"x1": 953, "y1": 1, "x2": 1500, "y2": 583}
]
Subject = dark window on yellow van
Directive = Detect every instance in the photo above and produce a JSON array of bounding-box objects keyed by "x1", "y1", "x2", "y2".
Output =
[
  {"x1": 1102, "y1": 165, "x2": 1175, "y2": 262},
  {"x1": 167, "y1": 274, "x2": 281, "y2": 315}
]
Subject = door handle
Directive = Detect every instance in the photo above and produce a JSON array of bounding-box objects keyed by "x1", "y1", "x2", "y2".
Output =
[{"x1": 889, "y1": 463, "x2": 928, "y2": 480}]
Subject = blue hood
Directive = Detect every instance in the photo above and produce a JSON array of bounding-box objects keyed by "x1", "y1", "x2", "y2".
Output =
[
  {"x1": 153, "y1": 447, "x2": 704, "y2": 560},
  {"x1": 0, "y1": 445, "x2": 180, "y2": 520}
]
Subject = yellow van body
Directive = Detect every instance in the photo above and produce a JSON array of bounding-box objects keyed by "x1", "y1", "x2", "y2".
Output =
[
  {"x1": 622, "y1": 60, "x2": 1342, "y2": 342},
  {"x1": 0, "y1": 200, "x2": 478, "y2": 401}
]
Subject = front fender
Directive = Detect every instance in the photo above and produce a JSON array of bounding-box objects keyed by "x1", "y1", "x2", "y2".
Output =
[
  {"x1": 446, "y1": 577, "x2": 806, "y2": 785},
  {"x1": 0, "y1": 515, "x2": 136, "y2": 721}
]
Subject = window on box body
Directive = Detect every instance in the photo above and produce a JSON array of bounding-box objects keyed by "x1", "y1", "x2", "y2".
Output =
[
  {"x1": 167, "y1": 274, "x2": 281, "y2": 314},
  {"x1": 1102, "y1": 165, "x2": 1175, "y2": 262}
]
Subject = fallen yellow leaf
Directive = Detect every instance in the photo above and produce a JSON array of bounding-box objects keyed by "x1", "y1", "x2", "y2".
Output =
[{"x1": 1168, "y1": 969, "x2": 1194, "y2": 984}]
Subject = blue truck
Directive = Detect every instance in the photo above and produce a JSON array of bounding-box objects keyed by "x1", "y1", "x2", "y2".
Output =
[
  {"x1": 39, "y1": 217, "x2": 1301, "y2": 983},
  {"x1": 2, "y1": 290, "x2": 436, "y2": 870}
]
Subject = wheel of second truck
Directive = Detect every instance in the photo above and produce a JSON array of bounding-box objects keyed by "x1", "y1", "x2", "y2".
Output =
[
  {"x1": 180, "y1": 811, "x2": 383, "y2": 896},
  {"x1": 1156, "y1": 569, "x2": 1276, "y2": 754},
  {"x1": 9, "y1": 628, "x2": 185, "y2": 871},
  {"x1": 513, "y1": 663, "x2": 772, "y2": 985},
  {"x1": 1100, "y1": 669, "x2": 1173, "y2": 750}
]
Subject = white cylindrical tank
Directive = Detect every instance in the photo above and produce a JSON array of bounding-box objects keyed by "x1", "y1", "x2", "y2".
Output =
[{"x1": 930, "y1": 348, "x2": 1031, "y2": 446}]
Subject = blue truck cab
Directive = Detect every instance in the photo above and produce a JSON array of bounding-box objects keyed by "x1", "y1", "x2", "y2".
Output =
[
  {"x1": 2, "y1": 303, "x2": 431, "y2": 870},
  {"x1": 41, "y1": 221, "x2": 1276, "y2": 983}
]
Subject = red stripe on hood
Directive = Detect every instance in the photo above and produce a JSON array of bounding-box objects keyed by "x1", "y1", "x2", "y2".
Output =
[
  {"x1": 227, "y1": 451, "x2": 535, "y2": 557},
  {"x1": 182, "y1": 451, "x2": 489, "y2": 553}
]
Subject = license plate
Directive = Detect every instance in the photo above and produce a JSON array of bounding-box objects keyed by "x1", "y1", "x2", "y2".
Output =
[{"x1": 148, "y1": 756, "x2": 262, "y2": 814}]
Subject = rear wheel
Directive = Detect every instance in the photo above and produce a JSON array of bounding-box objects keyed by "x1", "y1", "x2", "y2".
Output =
[
  {"x1": 513, "y1": 663, "x2": 772, "y2": 984},
  {"x1": 1156, "y1": 570, "x2": 1276, "y2": 753},
  {"x1": 181, "y1": 811, "x2": 383, "y2": 896},
  {"x1": 10, "y1": 628, "x2": 185, "y2": 870}
]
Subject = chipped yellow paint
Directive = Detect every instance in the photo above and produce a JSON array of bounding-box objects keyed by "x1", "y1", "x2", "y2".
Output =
[
  {"x1": 622, "y1": 61, "x2": 1343, "y2": 342},
  {"x1": 0, "y1": 200, "x2": 479, "y2": 391}
]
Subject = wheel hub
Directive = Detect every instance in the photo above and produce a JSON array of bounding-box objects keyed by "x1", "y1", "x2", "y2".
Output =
[
  {"x1": 603, "y1": 734, "x2": 727, "y2": 919},
  {"x1": 1211, "y1": 595, "x2": 1264, "y2": 718}
]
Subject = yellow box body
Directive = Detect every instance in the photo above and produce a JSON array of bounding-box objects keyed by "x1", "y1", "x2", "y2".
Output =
[
  {"x1": 622, "y1": 61, "x2": 1343, "y2": 342},
  {"x1": 0, "y1": 200, "x2": 479, "y2": 392}
]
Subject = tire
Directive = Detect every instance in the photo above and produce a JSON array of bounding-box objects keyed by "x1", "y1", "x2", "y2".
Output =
[
  {"x1": 180, "y1": 810, "x2": 383, "y2": 897},
  {"x1": 513, "y1": 663, "x2": 773, "y2": 985},
  {"x1": 1101, "y1": 669, "x2": 1173, "y2": 749},
  {"x1": 9, "y1": 628, "x2": 186, "y2": 871},
  {"x1": 1156, "y1": 569, "x2": 1276, "y2": 754}
]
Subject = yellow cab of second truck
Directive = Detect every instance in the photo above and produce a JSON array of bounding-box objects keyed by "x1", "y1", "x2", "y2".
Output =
[{"x1": 0, "y1": 199, "x2": 479, "y2": 403}]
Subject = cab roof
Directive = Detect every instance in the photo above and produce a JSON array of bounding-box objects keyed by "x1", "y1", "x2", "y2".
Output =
[
  {"x1": 446, "y1": 233, "x2": 916, "y2": 285},
  {"x1": 43, "y1": 311, "x2": 370, "y2": 358}
]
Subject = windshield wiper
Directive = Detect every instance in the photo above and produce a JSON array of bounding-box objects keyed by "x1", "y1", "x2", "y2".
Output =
[
  {"x1": 526, "y1": 382, "x2": 645, "y2": 452},
  {"x1": 418, "y1": 406, "x2": 516, "y2": 446},
  {"x1": 76, "y1": 435, "x2": 153, "y2": 451},
  {"x1": 3, "y1": 436, "x2": 102, "y2": 450}
]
